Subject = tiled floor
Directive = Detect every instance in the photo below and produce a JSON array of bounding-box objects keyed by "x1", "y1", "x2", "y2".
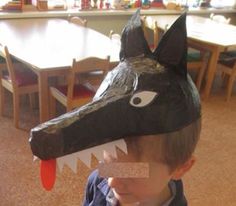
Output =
[{"x1": 0, "y1": 74, "x2": 236, "y2": 206}]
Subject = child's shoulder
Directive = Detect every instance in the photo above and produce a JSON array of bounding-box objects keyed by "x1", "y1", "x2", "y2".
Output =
[
  {"x1": 84, "y1": 170, "x2": 110, "y2": 205},
  {"x1": 87, "y1": 169, "x2": 105, "y2": 186},
  {"x1": 169, "y1": 180, "x2": 187, "y2": 206}
]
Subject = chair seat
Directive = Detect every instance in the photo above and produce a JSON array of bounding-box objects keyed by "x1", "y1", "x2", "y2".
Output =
[
  {"x1": 218, "y1": 50, "x2": 236, "y2": 65},
  {"x1": 56, "y1": 84, "x2": 95, "y2": 98},
  {"x1": 80, "y1": 71, "x2": 104, "y2": 78},
  {"x1": 218, "y1": 58, "x2": 235, "y2": 68},
  {"x1": 3, "y1": 70, "x2": 38, "y2": 86},
  {"x1": 49, "y1": 56, "x2": 109, "y2": 117},
  {"x1": 187, "y1": 52, "x2": 201, "y2": 62},
  {"x1": 0, "y1": 56, "x2": 19, "y2": 63},
  {"x1": 79, "y1": 71, "x2": 104, "y2": 84},
  {"x1": 224, "y1": 51, "x2": 236, "y2": 57}
]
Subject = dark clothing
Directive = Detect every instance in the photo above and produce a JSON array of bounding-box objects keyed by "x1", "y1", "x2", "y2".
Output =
[{"x1": 83, "y1": 170, "x2": 187, "y2": 206}]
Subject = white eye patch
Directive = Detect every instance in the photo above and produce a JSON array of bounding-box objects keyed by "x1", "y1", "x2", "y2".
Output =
[{"x1": 129, "y1": 91, "x2": 158, "y2": 107}]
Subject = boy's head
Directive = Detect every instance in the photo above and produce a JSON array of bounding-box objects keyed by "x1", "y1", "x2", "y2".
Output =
[
  {"x1": 124, "y1": 118, "x2": 201, "y2": 170},
  {"x1": 102, "y1": 119, "x2": 201, "y2": 205}
]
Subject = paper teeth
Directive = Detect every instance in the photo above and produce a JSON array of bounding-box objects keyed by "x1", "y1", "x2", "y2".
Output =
[
  {"x1": 57, "y1": 157, "x2": 65, "y2": 172},
  {"x1": 56, "y1": 139, "x2": 127, "y2": 173},
  {"x1": 103, "y1": 144, "x2": 117, "y2": 159},
  {"x1": 76, "y1": 149, "x2": 92, "y2": 168},
  {"x1": 57, "y1": 153, "x2": 78, "y2": 173},
  {"x1": 91, "y1": 149, "x2": 103, "y2": 162},
  {"x1": 114, "y1": 138, "x2": 128, "y2": 154}
]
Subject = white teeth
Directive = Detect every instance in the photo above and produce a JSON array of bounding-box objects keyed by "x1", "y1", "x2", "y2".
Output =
[
  {"x1": 76, "y1": 149, "x2": 93, "y2": 168},
  {"x1": 66, "y1": 153, "x2": 78, "y2": 173},
  {"x1": 103, "y1": 144, "x2": 117, "y2": 159},
  {"x1": 57, "y1": 157, "x2": 65, "y2": 172},
  {"x1": 57, "y1": 153, "x2": 78, "y2": 173},
  {"x1": 56, "y1": 139, "x2": 127, "y2": 173},
  {"x1": 92, "y1": 149, "x2": 104, "y2": 162},
  {"x1": 114, "y1": 138, "x2": 128, "y2": 154}
]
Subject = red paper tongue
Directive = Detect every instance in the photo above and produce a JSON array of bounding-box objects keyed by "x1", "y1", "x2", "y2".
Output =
[{"x1": 40, "y1": 159, "x2": 56, "y2": 191}]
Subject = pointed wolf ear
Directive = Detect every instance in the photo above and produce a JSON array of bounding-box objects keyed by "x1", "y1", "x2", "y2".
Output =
[
  {"x1": 153, "y1": 13, "x2": 187, "y2": 78},
  {"x1": 119, "y1": 9, "x2": 152, "y2": 60}
]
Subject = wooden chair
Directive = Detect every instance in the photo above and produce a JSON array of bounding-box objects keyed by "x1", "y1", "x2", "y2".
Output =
[
  {"x1": 141, "y1": 16, "x2": 159, "y2": 51},
  {"x1": 210, "y1": 14, "x2": 236, "y2": 62},
  {"x1": 49, "y1": 56, "x2": 110, "y2": 117},
  {"x1": 68, "y1": 16, "x2": 87, "y2": 27},
  {"x1": 218, "y1": 58, "x2": 236, "y2": 101},
  {"x1": 109, "y1": 30, "x2": 121, "y2": 46},
  {"x1": 187, "y1": 50, "x2": 208, "y2": 90},
  {"x1": 79, "y1": 55, "x2": 110, "y2": 87},
  {"x1": 0, "y1": 46, "x2": 38, "y2": 128},
  {"x1": 209, "y1": 13, "x2": 236, "y2": 99},
  {"x1": 108, "y1": 30, "x2": 120, "y2": 69}
]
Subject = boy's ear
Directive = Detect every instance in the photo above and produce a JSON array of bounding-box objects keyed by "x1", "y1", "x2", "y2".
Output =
[
  {"x1": 153, "y1": 13, "x2": 187, "y2": 78},
  {"x1": 171, "y1": 156, "x2": 196, "y2": 180}
]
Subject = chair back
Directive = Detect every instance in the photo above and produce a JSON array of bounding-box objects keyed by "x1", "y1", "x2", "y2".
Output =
[
  {"x1": 109, "y1": 30, "x2": 121, "y2": 46},
  {"x1": 0, "y1": 46, "x2": 17, "y2": 90},
  {"x1": 68, "y1": 16, "x2": 87, "y2": 27},
  {"x1": 67, "y1": 56, "x2": 110, "y2": 101},
  {"x1": 141, "y1": 16, "x2": 149, "y2": 42},
  {"x1": 218, "y1": 57, "x2": 236, "y2": 101},
  {"x1": 210, "y1": 13, "x2": 231, "y2": 24},
  {"x1": 141, "y1": 16, "x2": 159, "y2": 50}
]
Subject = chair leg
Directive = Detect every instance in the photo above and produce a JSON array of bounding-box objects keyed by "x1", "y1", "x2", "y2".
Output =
[
  {"x1": 0, "y1": 86, "x2": 4, "y2": 116},
  {"x1": 13, "y1": 93, "x2": 20, "y2": 128},
  {"x1": 226, "y1": 76, "x2": 235, "y2": 102},
  {"x1": 153, "y1": 27, "x2": 159, "y2": 50},
  {"x1": 196, "y1": 66, "x2": 205, "y2": 91},
  {"x1": 221, "y1": 72, "x2": 229, "y2": 88}
]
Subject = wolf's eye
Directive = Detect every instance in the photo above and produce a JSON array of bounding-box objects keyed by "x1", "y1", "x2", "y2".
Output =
[{"x1": 130, "y1": 91, "x2": 158, "y2": 107}]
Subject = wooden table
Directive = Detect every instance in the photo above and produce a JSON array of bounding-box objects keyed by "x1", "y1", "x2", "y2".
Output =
[
  {"x1": 0, "y1": 18, "x2": 120, "y2": 122},
  {"x1": 144, "y1": 15, "x2": 236, "y2": 99}
]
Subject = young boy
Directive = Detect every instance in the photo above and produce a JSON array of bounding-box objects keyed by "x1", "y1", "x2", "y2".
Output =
[
  {"x1": 29, "y1": 10, "x2": 201, "y2": 206},
  {"x1": 83, "y1": 119, "x2": 201, "y2": 206}
]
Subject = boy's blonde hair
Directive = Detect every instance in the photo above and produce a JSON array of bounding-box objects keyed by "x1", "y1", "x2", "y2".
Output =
[{"x1": 125, "y1": 118, "x2": 201, "y2": 172}]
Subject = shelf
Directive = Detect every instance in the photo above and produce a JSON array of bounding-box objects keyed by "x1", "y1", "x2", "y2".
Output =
[{"x1": 0, "y1": 7, "x2": 236, "y2": 19}]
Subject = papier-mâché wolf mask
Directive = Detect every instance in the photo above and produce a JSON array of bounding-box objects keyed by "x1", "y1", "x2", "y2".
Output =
[{"x1": 29, "y1": 10, "x2": 201, "y2": 190}]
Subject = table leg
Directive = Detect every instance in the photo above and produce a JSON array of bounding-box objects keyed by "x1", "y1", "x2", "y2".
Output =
[
  {"x1": 38, "y1": 72, "x2": 50, "y2": 123},
  {"x1": 153, "y1": 22, "x2": 159, "y2": 50},
  {"x1": 203, "y1": 47, "x2": 220, "y2": 100}
]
